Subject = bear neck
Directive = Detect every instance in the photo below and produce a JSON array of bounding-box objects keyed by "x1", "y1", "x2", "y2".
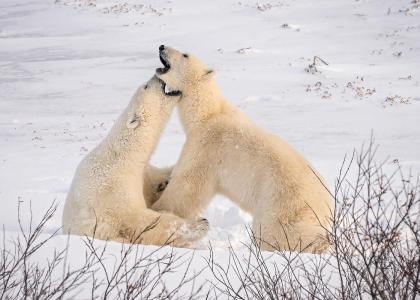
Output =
[
  {"x1": 178, "y1": 79, "x2": 223, "y2": 133},
  {"x1": 103, "y1": 91, "x2": 172, "y2": 165}
]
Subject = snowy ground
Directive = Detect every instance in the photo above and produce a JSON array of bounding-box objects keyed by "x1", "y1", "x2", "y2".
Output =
[{"x1": 1, "y1": 0, "x2": 419, "y2": 296}]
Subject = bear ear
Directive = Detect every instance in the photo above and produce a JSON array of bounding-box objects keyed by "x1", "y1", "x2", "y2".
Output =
[
  {"x1": 201, "y1": 69, "x2": 215, "y2": 80},
  {"x1": 126, "y1": 113, "x2": 140, "y2": 129}
]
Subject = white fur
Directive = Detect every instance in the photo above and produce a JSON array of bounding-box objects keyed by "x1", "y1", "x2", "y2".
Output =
[
  {"x1": 62, "y1": 76, "x2": 208, "y2": 247},
  {"x1": 153, "y1": 47, "x2": 333, "y2": 253}
]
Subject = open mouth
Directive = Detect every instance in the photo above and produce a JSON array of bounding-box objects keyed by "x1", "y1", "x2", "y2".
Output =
[
  {"x1": 157, "y1": 77, "x2": 181, "y2": 97},
  {"x1": 156, "y1": 53, "x2": 170, "y2": 74}
]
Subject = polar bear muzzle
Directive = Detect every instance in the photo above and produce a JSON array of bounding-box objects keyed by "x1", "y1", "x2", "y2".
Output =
[
  {"x1": 156, "y1": 45, "x2": 182, "y2": 96},
  {"x1": 157, "y1": 50, "x2": 170, "y2": 75},
  {"x1": 157, "y1": 77, "x2": 181, "y2": 97}
]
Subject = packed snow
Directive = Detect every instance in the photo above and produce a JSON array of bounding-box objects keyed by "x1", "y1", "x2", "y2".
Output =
[{"x1": 1, "y1": 0, "x2": 419, "y2": 297}]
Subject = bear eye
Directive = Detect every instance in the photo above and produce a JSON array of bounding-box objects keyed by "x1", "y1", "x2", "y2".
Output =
[
  {"x1": 183, "y1": 53, "x2": 189, "y2": 58},
  {"x1": 144, "y1": 84, "x2": 148, "y2": 90}
]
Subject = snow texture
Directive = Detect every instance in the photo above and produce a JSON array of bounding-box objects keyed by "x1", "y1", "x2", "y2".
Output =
[{"x1": 0, "y1": 0, "x2": 419, "y2": 296}]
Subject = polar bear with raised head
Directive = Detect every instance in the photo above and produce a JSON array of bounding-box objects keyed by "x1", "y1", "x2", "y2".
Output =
[
  {"x1": 153, "y1": 46, "x2": 333, "y2": 253},
  {"x1": 62, "y1": 76, "x2": 208, "y2": 247}
]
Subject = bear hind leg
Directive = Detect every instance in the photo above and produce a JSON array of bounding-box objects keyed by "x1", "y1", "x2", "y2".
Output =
[{"x1": 252, "y1": 218, "x2": 330, "y2": 253}]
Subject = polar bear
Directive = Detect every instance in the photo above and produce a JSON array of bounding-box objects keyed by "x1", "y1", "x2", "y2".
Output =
[
  {"x1": 62, "y1": 76, "x2": 208, "y2": 247},
  {"x1": 152, "y1": 46, "x2": 333, "y2": 253}
]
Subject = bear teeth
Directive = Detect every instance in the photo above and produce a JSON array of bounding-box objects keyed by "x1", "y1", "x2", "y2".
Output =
[
  {"x1": 164, "y1": 85, "x2": 172, "y2": 94},
  {"x1": 162, "y1": 83, "x2": 181, "y2": 96}
]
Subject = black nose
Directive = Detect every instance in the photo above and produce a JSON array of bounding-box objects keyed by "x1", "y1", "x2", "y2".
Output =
[{"x1": 159, "y1": 45, "x2": 165, "y2": 51}]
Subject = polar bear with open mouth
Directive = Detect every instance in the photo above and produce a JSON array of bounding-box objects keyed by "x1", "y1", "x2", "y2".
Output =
[
  {"x1": 62, "y1": 75, "x2": 208, "y2": 247},
  {"x1": 152, "y1": 46, "x2": 333, "y2": 253}
]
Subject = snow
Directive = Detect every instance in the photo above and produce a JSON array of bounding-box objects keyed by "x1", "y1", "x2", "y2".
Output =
[{"x1": 0, "y1": 0, "x2": 419, "y2": 296}]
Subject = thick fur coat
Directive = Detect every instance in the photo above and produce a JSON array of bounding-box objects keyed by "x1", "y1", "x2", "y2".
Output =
[
  {"x1": 153, "y1": 47, "x2": 333, "y2": 253},
  {"x1": 62, "y1": 76, "x2": 208, "y2": 247}
]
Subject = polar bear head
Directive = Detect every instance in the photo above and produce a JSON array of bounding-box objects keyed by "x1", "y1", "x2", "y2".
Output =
[
  {"x1": 141, "y1": 75, "x2": 182, "y2": 103},
  {"x1": 126, "y1": 75, "x2": 181, "y2": 129},
  {"x1": 155, "y1": 45, "x2": 214, "y2": 94}
]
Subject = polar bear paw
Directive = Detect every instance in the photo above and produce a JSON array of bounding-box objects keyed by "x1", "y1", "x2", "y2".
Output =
[
  {"x1": 178, "y1": 218, "x2": 209, "y2": 244},
  {"x1": 156, "y1": 180, "x2": 169, "y2": 193},
  {"x1": 193, "y1": 218, "x2": 209, "y2": 232}
]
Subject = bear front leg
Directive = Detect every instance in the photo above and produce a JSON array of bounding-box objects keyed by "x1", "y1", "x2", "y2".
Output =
[{"x1": 151, "y1": 145, "x2": 217, "y2": 219}]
